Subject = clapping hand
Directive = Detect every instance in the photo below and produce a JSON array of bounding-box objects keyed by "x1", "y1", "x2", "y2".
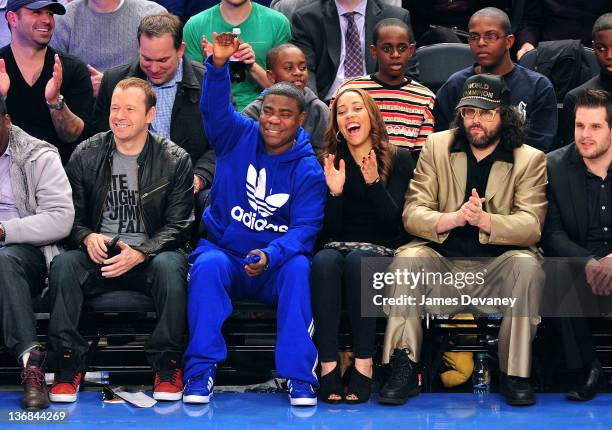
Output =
[
  {"x1": 45, "y1": 54, "x2": 63, "y2": 105},
  {"x1": 0, "y1": 59, "x2": 10, "y2": 97},
  {"x1": 360, "y1": 149, "x2": 379, "y2": 184},
  {"x1": 324, "y1": 154, "x2": 345, "y2": 196},
  {"x1": 460, "y1": 188, "x2": 487, "y2": 227}
]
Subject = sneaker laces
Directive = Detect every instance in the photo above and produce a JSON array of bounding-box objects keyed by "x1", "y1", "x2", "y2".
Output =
[
  {"x1": 21, "y1": 366, "x2": 45, "y2": 389},
  {"x1": 157, "y1": 368, "x2": 181, "y2": 384}
]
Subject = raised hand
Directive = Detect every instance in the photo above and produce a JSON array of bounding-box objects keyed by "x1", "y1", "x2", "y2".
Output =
[
  {"x1": 211, "y1": 31, "x2": 239, "y2": 68},
  {"x1": 360, "y1": 149, "x2": 379, "y2": 185},
  {"x1": 87, "y1": 64, "x2": 103, "y2": 98},
  {"x1": 324, "y1": 154, "x2": 346, "y2": 196},
  {"x1": 201, "y1": 35, "x2": 213, "y2": 59},
  {"x1": 0, "y1": 59, "x2": 10, "y2": 97},
  {"x1": 45, "y1": 54, "x2": 63, "y2": 104}
]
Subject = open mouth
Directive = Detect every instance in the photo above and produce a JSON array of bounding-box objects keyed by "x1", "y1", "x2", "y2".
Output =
[
  {"x1": 291, "y1": 80, "x2": 305, "y2": 88},
  {"x1": 346, "y1": 123, "x2": 361, "y2": 136},
  {"x1": 389, "y1": 63, "x2": 403, "y2": 71},
  {"x1": 113, "y1": 123, "x2": 130, "y2": 129}
]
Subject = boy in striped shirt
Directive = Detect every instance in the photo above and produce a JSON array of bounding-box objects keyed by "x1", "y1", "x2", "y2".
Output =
[{"x1": 335, "y1": 18, "x2": 435, "y2": 154}]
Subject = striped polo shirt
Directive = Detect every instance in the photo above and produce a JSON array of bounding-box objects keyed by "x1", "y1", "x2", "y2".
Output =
[{"x1": 335, "y1": 74, "x2": 436, "y2": 151}]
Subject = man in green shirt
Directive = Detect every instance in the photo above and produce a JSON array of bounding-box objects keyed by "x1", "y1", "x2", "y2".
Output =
[{"x1": 184, "y1": 0, "x2": 291, "y2": 111}]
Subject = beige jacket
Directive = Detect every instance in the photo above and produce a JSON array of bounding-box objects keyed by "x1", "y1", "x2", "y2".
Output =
[{"x1": 399, "y1": 129, "x2": 548, "y2": 253}]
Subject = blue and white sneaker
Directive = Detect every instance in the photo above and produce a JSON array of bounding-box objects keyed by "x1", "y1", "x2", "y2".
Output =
[
  {"x1": 183, "y1": 365, "x2": 216, "y2": 404},
  {"x1": 287, "y1": 379, "x2": 317, "y2": 406}
]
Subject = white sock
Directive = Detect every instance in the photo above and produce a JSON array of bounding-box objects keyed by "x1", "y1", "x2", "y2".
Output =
[{"x1": 22, "y1": 352, "x2": 30, "y2": 368}]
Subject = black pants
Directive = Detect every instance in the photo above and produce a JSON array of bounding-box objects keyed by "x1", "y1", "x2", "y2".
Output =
[
  {"x1": 0, "y1": 244, "x2": 45, "y2": 359},
  {"x1": 310, "y1": 249, "x2": 378, "y2": 362},
  {"x1": 47, "y1": 249, "x2": 188, "y2": 368},
  {"x1": 552, "y1": 317, "x2": 598, "y2": 370}
]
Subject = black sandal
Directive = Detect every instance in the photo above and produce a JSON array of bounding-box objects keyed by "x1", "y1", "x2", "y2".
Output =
[
  {"x1": 319, "y1": 365, "x2": 344, "y2": 404},
  {"x1": 345, "y1": 365, "x2": 372, "y2": 404}
]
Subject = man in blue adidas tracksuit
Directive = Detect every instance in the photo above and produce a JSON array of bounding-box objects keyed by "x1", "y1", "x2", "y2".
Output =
[{"x1": 183, "y1": 32, "x2": 326, "y2": 406}]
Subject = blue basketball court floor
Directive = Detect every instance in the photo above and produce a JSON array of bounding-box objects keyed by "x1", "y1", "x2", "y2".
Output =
[{"x1": 0, "y1": 391, "x2": 611, "y2": 429}]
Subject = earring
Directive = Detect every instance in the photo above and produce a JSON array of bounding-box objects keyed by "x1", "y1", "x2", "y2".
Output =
[{"x1": 335, "y1": 130, "x2": 343, "y2": 142}]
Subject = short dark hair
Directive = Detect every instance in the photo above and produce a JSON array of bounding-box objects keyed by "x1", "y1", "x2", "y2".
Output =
[
  {"x1": 593, "y1": 13, "x2": 612, "y2": 38},
  {"x1": 372, "y1": 18, "x2": 414, "y2": 45},
  {"x1": 114, "y1": 77, "x2": 157, "y2": 111},
  {"x1": 469, "y1": 7, "x2": 512, "y2": 35},
  {"x1": 137, "y1": 13, "x2": 183, "y2": 50},
  {"x1": 263, "y1": 82, "x2": 306, "y2": 113},
  {"x1": 575, "y1": 89, "x2": 612, "y2": 127},
  {"x1": 265, "y1": 43, "x2": 303, "y2": 69},
  {"x1": 450, "y1": 104, "x2": 526, "y2": 151}
]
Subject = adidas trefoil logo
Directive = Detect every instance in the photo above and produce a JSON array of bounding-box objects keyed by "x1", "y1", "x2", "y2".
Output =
[
  {"x1": 230, "y1": 164, "x2": 290, "y2": 233},
  {"x1": 246, "y1": 165, "x2": 289, "y2": 218}
]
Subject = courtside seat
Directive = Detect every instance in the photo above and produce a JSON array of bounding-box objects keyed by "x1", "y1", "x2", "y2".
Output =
[{"x1": 412, "y1": 43, "x2": 474, "y2": 93}]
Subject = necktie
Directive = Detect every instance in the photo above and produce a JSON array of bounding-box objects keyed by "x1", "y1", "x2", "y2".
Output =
[{"x1": 343, "y1": 12, "x2": 364, "y2": 78}]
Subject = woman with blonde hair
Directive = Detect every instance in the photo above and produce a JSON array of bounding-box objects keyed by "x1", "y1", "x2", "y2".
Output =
[{"x1": 311, "y1": 88, "x2": 415, "y2": 404}]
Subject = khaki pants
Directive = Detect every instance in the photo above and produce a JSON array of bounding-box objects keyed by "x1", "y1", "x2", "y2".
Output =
[{"x1": 382, "y1": 246, "x2": 544, "y2": 378}]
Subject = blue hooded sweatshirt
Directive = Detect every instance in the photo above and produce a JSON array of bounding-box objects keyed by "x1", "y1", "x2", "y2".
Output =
[{"x1": 198, "y1": 57, "x2": 327, "y2": 271}]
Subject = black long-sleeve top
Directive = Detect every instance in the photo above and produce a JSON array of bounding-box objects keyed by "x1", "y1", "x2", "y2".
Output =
[{"x1": 322, "y1": 144, "x2": 415, "y2": 249}]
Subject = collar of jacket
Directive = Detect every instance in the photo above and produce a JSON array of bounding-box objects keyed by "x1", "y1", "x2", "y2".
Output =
[
  {"x1": 103, "y1": 131, "x2": 156, "y2": 165},
  {"x1": 322, "y1": 0, "x2": 382, "y2": 18},
  {"x1": 126, "y1": 58, "x2": 201, "y2": 90}
]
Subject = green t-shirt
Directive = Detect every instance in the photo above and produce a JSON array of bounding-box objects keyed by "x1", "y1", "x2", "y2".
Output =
[{"x1": 184, "y1": 3, "x2": 291, "y2": 111}]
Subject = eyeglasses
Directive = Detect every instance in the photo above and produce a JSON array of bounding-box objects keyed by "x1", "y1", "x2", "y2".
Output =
[
  {"x1": 467, "y1": 32, "x2": 507, "y2": 43},
  {"x1": 459, "y1": 107, "x2": 498, "y2": 122}
]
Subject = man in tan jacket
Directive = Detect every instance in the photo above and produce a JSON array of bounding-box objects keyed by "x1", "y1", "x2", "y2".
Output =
[{"x1": 379, "y1": 74, "x2": 547, "y2": 407}]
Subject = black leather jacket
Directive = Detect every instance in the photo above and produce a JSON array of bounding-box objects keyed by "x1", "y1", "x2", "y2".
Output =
[{"x1": 65, "y1": 131, "x2": 194, "y2": 257}]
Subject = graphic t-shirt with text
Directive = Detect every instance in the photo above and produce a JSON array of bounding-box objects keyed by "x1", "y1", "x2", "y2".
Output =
[{"x1": 99, "y1": 151, "x2": 147, "y2": 246}]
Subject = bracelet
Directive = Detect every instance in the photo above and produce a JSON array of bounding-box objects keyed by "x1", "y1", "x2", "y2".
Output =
[{"x1": 366, "y1": 176, "x2": 381, "y2": 186}]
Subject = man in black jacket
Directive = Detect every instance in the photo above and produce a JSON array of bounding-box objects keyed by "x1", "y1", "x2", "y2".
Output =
[
  {"x1": 95, "y1": 13, "x2": 214, "y2": 208},
  {"x1": 543, "y1": 88, "x2": 612, "y2": 401},
  {"x1": 47, "y1": 77, "x2": 194, "y2": 404}
]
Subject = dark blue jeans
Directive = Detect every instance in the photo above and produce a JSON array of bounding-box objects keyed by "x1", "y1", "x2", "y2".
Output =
[
  {"x1": 47, "y1": 249, "x2": 188, "y2": 368},
  {"x1": 0, "y1": 244, "x2": 45, "y2": 359}
]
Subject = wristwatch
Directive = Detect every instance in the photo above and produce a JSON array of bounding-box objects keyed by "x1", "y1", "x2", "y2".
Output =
[{"x1": 46, "y1": 94, "x2": 66, "y2": 111}]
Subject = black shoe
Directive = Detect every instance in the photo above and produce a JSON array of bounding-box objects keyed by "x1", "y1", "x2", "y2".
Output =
[
  {"x1": 378, "y1": 349, "x2": 420, "y2": 405},
  {"x1": 318, "y1": 364, "x2": 344, "y2": 404},
  {"x1": 499, "y1": 372, "x2": 535, "y2": 406},
  {"x1": 566, "y1": 364, "x2": 607, "y2": 401},
  {"x1": 21, "y1": 348, "x2": 49, "y2": 410},
  {"x1": 346, "y1": 365, "x2": 373, "y2": 404}
]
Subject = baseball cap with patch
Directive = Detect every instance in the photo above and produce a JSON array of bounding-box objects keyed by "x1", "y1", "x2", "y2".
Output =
[
  {"x1": 456, "y1": 74, "x2": 511, "y2": 111},
  {"x1": 6, "y1": 0, "x2": 66, "y2": 15}
]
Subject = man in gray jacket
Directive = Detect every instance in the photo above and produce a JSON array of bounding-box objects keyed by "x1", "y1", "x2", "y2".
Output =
[{"x1": 0, "y1": 96, "x2": 75, "y2": 410}]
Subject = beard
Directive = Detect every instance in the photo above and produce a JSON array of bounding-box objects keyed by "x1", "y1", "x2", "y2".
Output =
[
  {"x1": 466, "y1": 123, "x2": 501, "y2": 149},
  {"x1": 577, "y1": 138, "x2": 612, "y2": 160}
]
